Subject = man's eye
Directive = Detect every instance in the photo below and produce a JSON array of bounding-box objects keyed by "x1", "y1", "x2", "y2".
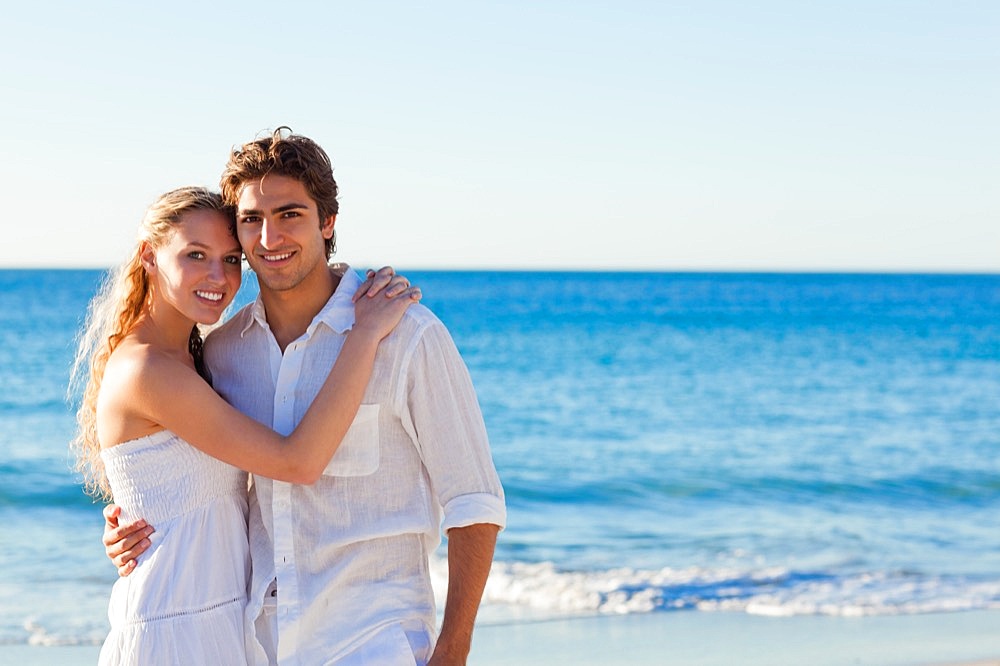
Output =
[
  {"x1": 282, "y1": 211, "x2": 300, "y2": 219},
  {"x1": 240, "y1": 216, "x2": 261, "y2": 224}
]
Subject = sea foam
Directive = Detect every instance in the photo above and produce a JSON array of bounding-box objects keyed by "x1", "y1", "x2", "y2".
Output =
[{"x1": 431, "y1": 557, "x2": 1000, "y2": 621}]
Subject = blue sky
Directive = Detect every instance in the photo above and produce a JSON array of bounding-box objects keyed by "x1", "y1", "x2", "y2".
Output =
[{"x1": 2, "y1": 1, "x2": 997, "y2": 270}]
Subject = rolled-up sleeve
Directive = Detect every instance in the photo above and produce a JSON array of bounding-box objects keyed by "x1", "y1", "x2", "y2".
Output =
[{"x1": 402, "y1": 319, "x2": 506, "y2": 532}]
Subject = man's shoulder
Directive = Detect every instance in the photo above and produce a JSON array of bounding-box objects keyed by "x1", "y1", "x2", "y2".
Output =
[
  {"x1": 384, "y1": 302, "x2": 464, "y2": 364},
  {"x1": 401, "y1": 301, "x2": 441, "y2": 328},
  {"x1": 205, "y1": 303, "x2": 256, "y2": 349},
  {"x1": 394, "y1": 302, "x2": 447, "y2": 341}
]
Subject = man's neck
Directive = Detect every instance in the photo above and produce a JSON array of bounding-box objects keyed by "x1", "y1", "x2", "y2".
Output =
[{"x1": 259, "y1": 265, "x2": 343, "y2": 352}]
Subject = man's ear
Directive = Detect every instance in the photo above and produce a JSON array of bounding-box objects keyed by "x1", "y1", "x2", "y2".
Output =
[
  {"x1": 321, "y1": 214, "x2": 337, "y2": 239},
  {"x1": 139, "y1": 242, "x2": 157, "y2": 276}
]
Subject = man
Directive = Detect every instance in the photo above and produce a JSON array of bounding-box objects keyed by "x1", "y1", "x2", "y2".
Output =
[{"x1": 104, "y1": 128, "x2": 506, "y2": 665}]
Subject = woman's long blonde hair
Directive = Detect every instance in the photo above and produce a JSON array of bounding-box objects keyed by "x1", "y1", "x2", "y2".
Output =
[{"x1": 70, "y1": 187, "x2": 233, "y2": 498}]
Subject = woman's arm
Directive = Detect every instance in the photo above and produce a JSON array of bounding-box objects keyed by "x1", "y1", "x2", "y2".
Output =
[{"x1": 104, "y1": 283, "x2": 419, "y2": 484}]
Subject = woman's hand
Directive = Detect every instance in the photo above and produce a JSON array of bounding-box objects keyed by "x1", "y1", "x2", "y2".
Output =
[
  {"x1": 353, "y1": 266, "x2": 415, "y2": 302},
  {"x1": 352, "y1": 268, "x2": 421, "y2": 341}
]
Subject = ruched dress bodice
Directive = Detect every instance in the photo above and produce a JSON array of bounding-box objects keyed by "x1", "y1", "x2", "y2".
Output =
[{"x1": 99, "y1": 430, "x2": 250, "y2": 665}]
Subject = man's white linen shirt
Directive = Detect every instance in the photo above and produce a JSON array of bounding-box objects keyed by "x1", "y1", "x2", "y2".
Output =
[{"x1": 203, "y1": 265, "x2": 506, "y2": 666}]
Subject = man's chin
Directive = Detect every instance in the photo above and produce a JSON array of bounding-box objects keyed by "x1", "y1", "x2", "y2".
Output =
[
  {"x1": 256, "y1": 277, "x2": 298, "y2": 293},
  {"x1": 247, "y1": 265, "x2": 285, "y2": 288}
]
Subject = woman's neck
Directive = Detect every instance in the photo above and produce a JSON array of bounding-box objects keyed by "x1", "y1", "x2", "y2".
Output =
[{"x1": 135, "y1": 301, "x2": 194, "y2": 354}]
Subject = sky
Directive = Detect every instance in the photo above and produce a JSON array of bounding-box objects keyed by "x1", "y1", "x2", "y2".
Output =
[{"x1": 1, "y1": 1, "x2": 997, "y2": 271}]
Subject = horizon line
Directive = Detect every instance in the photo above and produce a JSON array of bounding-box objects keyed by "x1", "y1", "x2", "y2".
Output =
[{"x1": 4, "y1": 264, "x2": 999, "y2": 276}]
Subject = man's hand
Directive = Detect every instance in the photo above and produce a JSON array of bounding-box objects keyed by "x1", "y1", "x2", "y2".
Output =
[{"x1": 103, "y1": 504, "x2": 154, "y2": 577}]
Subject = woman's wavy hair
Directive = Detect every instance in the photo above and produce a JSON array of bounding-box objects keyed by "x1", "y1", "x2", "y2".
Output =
[
  {"x1": 69, "y1": 187, "x2": 232, "y2": 499},
  {"x1": 220, "y1": 126, "x2": 340, "y2": 258}
]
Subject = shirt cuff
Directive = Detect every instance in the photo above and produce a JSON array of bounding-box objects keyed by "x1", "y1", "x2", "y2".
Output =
[{"x1": 441, "y1": 492, "x2": 507, "y2": 532}]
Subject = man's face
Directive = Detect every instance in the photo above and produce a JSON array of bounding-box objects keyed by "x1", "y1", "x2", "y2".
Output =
[{"x1": 235, "y1": 174, "x2": 335, "y2": 294}]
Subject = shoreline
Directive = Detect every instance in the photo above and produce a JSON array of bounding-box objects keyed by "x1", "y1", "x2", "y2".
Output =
[{"x1": 7, "y1": 610, "x2": 998, "y2": 665}]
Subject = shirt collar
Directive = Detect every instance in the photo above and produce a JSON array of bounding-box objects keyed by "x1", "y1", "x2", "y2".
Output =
[
  {"x1": 240, "y1": 263, "x2": 360, "y2": 338},
  {"x1": 310, "y1": 264, "x2": 360, "y2": 335}
]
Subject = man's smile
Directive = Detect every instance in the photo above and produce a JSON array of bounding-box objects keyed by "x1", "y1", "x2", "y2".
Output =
[{"x1": 261, "y1": 251, "x2": 294, "y2": 263}]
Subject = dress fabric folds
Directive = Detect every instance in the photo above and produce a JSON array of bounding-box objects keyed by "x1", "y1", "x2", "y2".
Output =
[{"x1": 99, "y1": 430, "x2": 250, "y2": 666}]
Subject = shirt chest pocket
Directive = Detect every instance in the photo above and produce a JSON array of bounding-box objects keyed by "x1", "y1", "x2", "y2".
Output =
[{"x1": 322, "y1": 404, "x2": 380, "y2": 477}]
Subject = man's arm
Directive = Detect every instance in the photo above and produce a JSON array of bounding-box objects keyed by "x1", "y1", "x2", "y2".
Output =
[
  {"x1": 401, "y1": 318, "x2": 506, "y2": 663},
  {"x1": 102, "y1": 504, "x2": 153, "y2": 576},
  {"x1": 429, "y1": 522, "x2": 500, "y2": 666}
]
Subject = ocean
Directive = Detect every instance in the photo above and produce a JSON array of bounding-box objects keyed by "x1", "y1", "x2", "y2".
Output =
[{"x1": 1, "y1": 269, "x2": 999, "y2": 647}]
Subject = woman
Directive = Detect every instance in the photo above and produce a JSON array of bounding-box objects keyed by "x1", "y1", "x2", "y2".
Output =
[{"x1": 70, "y1": 186, "x2": 418, "y2": 665}]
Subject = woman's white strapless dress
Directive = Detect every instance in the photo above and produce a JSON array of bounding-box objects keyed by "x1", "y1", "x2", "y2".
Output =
[{"x1": 99, "y1": 430, "x2": 250, "y2": 665}]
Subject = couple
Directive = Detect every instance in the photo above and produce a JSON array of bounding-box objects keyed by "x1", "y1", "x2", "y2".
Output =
[{"x1": 72, "y1": 128, "x2": 506, "y2": 665}]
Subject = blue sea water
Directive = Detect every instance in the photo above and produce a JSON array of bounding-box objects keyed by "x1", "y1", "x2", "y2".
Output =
[{"x1": 1, "y1": 269, "x2": 998, "y2": 645}]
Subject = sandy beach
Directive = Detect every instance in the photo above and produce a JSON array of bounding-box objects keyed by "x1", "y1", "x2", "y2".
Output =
[
  {"x1": 6, "y1": 609, "x2": 999, "y2": 665},
  {"x1": 471, "y1": 610, "x2": 1000, "y2": 665}
]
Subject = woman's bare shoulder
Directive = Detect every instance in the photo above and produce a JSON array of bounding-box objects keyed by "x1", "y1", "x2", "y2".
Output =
[{"x1": 97, "y1": 338, "x2": 198, "y2": 446}]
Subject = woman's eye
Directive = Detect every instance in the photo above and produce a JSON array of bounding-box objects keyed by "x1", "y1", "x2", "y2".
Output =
[
  {"x1": 225, "y1": 255, "x2": 242, "y2": 265},
  {"x1": 188, "y1": 251, "x2": 205, "y2": 260}
]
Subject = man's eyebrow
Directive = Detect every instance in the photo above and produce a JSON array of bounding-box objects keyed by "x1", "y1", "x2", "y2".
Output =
[
  {"x1": 273, "y1": 203, "x2": 309, "y2": 214},
  {"x1": 237, "y1": 203, "x2": 309, "y2": 216}
]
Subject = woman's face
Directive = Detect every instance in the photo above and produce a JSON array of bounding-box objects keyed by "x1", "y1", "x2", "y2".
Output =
[{"x1": 147, "y1": 209, "x2": 243, "y2": 326}]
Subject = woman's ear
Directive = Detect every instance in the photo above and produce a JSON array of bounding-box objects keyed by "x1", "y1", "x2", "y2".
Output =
[{"x1": 139, "y1": 242, "x2": 157, "y2": 276}]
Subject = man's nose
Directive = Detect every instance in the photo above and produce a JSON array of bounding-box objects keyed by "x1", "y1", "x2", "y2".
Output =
[{"x1": 260, "y1": 218, "x2": 282, "y2": 248}]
